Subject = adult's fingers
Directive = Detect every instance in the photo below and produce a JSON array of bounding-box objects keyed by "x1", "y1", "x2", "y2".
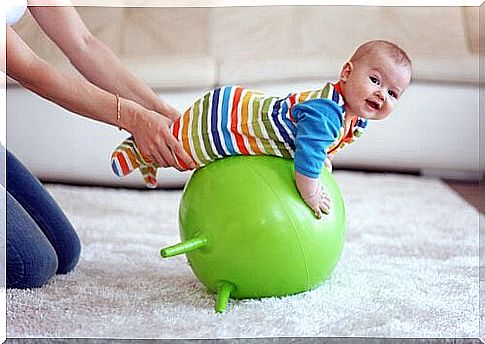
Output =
[
  {"x1": 142, "y1": 151, "x2": 166, "y2": 168},
  {"x1": 154, "y1": 135, "x2": 187, "y2": 171},
  {"x1": 141, "y1": 153, "x2": 153, "y2": 164},
  {"x1": 154, "y1": 141, "x2": 176, "y2": 169},
  {"x1": 152, "y1": 150, "x2": 168, "y2": 168},
  {"x1": 166, "y1": 134, "x2": 195, "y2": 169}
]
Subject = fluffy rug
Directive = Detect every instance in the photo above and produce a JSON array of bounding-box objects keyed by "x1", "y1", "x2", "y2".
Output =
[{"x1": 6, "y1": 171, "x2": 479, "y2": 339}]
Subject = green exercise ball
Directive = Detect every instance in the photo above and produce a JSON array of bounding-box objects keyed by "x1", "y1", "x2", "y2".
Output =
[{"x1": 160, "y1": 155, "x2": 346, "y2": 312}]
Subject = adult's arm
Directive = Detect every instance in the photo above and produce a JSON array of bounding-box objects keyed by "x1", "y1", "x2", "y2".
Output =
[
  {"x1": 6, "y1": 26, "x2": 194, "y2": 170},
  {"x1": 27, "y1": 1, "x2": 179, "y2": 121}
]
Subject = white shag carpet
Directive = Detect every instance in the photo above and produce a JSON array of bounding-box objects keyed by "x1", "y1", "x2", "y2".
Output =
[{"x1": 6, "y1": 171, "x2": 479, "y2": 339}]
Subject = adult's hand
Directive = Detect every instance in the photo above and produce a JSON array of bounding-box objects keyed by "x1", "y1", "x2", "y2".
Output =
[{"x1": 122, "y1": 100, "x2": 196, "y2": 171}]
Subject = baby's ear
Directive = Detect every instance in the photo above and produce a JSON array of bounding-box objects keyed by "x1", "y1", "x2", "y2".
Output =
[{"x1": 339, "y1": 61, "x2": 353, "y2": 82}]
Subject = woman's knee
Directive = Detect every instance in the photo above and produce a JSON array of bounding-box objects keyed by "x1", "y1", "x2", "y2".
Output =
[
  {"x1": 56, "y1": 232, "x2": 81, "y2": 274},
  {"x1": 6, "y1": 149, "x2": 81, "y2": 275},
  {"x1": 6, "y1": 191, "x2": 59, "y2": 289},
  {"x1": 7, "y1": 240, "x2": 58, "y2": 289}
]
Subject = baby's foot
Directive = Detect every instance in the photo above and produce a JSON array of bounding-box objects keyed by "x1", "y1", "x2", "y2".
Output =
[
  {"x1": 111, "y1": 137, "x2": 141, "y2": 177},
  {"x1": 111, "y1": 136, "x2": 158, "y2": 188}
]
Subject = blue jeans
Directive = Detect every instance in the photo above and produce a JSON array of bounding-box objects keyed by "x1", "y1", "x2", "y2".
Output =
[{"x1": 6, "y1": 150, "x2": 81, "y2": 288}]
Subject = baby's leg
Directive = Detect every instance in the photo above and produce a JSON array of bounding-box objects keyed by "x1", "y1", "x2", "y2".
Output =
[{"x1": 111, "y1": 137, "x2": 158, "y2": 188}]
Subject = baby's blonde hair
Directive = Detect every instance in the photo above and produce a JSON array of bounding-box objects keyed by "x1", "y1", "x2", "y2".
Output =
[{"x1": 350, "y1": 40, "x2": 412, "y2": 72}]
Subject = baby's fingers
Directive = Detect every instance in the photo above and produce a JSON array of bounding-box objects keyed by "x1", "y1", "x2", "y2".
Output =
[
  {"x1": 313, "y1": 206, "x2": 323, "y2": 219},
  {"x1": 321, "y1": 193, "x2": 332, "y2": 214},
  {"x1": 319, "y1": 202, "x2": 330, "y2": 216},
  {"x1": 312, "y1": 199, "x2": 326, "y2": 220}
]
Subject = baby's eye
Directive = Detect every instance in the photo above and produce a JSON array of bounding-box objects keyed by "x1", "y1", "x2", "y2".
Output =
[
  {"x1": 369, "y1": 76, "x2": 379, "y2": 85},
  {"x1": 388, "y1": 90, "x2": 397, "y2": 99}
]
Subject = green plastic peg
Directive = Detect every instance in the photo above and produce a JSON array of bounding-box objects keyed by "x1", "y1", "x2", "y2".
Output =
[
  {"x1": 215, "y1": 281, "x2": 235, "y2": 313},
  {"x1": 160, "y1": 237, "x2": 207, "y2": 258}
]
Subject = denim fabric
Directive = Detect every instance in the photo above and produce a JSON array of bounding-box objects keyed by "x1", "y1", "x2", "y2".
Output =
[{"x1": 6, "y1": 150, "x2": 81, "y2": 288}]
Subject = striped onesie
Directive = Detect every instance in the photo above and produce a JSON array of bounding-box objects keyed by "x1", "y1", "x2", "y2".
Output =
[{"x1": 111, "y1": 82, "x2": 368, "y2": 188}]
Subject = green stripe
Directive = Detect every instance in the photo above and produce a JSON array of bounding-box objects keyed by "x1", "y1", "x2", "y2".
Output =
[
  {"x1": 201, "y1": 92, "x2": 218, "y2": 161},
  {"x1": 119, "y1": 140, "x2": 145, "y2": 164},
  {"x1": 260, "y1": 97, "x2": 279, "y2": 141},
  {"x1": 320, "y1": 83, "x2": 331, "y2": 99},
  {"x1": 252, "y1": 97, "x2": 275, "y2": 155},
  {"x1": 308, "y1": 90, "x2": 319, "y2": 100},
  {"x1": 274, "y1": 141, "x2": 292, "y2": 159},
  {"x1": 191, "y1": 99, "x2": 208, "y2": 164}
]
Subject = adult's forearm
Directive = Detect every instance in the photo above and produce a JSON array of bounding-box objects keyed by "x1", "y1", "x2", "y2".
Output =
[
  {"x1": 67, "y1": 36, "x2": 172, "y2": 118},
  {"x1": 27, "y1": 5, "x2": 178, "y2": 120},
  {"x1": 17, "y1": 58, "x2": 141, "y2": 131}
]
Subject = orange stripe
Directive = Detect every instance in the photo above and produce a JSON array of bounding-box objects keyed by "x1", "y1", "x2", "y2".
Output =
[
  {"x1": 181, "y1": 109, "x2": 191, "y2": 156},
  {"x1": 172, "y1": 114, "x2": 194, "y2": 171},
  {"x1": 298, "y1": 91, "x2": 310, "y2": 102},
  {"x1": 125, "y1": 148, "x2": 140, "y2": 169},
  {"x1": 328, "y1": 118, "x2": 356, "y2": 154},
  {"x1": 241, "y1": 91, "x2": 262, "y2": 154},
  {"x1": 231, "y1": 87, "x2": 249, "y2": 155}
]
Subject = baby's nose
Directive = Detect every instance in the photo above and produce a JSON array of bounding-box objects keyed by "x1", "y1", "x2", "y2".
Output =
[{"x1": 375, "y1": 90, "x2": 386, "y2": 101}]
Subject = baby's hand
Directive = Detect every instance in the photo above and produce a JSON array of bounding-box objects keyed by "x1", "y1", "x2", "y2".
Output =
[
  {"x1": 302, "y1": 185, "x2": 332, "y2": 219},
  {"x1": 324, "y1": 157, "x2": 333, "y2": 173},
  {"x1": 295, "y1": 172, "x2": 332, "y2": 219}
]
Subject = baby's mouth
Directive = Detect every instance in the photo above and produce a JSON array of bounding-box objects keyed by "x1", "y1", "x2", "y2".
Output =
[{"x1": 365, "y1": 99, "x2": 381, "y2": 110}]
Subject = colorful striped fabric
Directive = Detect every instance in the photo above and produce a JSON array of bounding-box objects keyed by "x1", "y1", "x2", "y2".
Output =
[
  {"x1": 111, "y1": 137, "x2": 158, "y2": 188},
  {"x1": 111, "y1": 82, "x2": 368, "y2": 188}
]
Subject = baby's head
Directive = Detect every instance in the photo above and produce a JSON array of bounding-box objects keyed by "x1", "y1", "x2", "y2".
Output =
[{"x1": 339, "y1": 40, "x2": 412, "y2": 120}]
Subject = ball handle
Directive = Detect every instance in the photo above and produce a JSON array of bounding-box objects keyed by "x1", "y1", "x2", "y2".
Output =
[
  {"x1": 160, "y1": 237, "x2": 208, "y2": 258},
  {"x1": 215, "y1": 281, "x2": 235, "y2": 313}
]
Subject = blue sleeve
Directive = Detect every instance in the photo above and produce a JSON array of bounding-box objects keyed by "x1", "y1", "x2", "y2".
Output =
[{"x1": 292, "y1": 98, "x2": 343, "y2": 178}]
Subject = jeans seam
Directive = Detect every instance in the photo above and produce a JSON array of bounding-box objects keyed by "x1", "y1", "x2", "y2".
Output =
[{"x1": 6, "y1": 241, "x2": 25, "y2": 287}]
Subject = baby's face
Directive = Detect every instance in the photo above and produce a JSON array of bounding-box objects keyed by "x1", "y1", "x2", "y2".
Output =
[{"x1": 340, "y1": 51, "x2": 411, "y2": 120}]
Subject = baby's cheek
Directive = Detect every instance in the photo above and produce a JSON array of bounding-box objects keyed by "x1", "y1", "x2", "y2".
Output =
[{"x1": 380, "y1": 105, "x2": 393, "y2": 120}]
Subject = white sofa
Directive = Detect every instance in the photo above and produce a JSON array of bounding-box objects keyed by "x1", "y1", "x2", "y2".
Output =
[{"x1": 6, "y1": 5, "x2": 483, "y2": 187}]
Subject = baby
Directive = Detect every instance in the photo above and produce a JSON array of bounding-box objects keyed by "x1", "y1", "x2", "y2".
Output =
[{"x1": 111, "y1": 40, "x2": 412, "y2": 219}]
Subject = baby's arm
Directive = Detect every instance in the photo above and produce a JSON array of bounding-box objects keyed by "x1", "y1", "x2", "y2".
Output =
[
  {"x1": 292, "y1": 99, "x2": 343, "y2": 218},
  {"x1": 324, "y1": 157, "x2": 333, "y2": 173}
]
